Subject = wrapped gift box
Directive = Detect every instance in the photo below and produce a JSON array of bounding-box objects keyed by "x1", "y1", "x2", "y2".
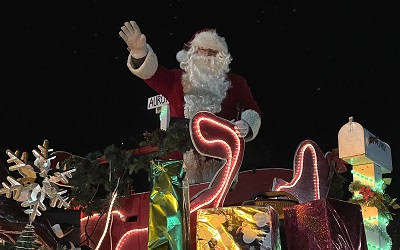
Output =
[
  {"x1": 148, "y1": 160, "x2": 190, "y2": 250},
  {"x1": 196, "y1": 205, "x2": 281, "y2": 249},
  {"x1": 283, "y1": 198, "x2": 367, "y2": 250}
]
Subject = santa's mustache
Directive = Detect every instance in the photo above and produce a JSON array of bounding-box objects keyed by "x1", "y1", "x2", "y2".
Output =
[{"x1": 190, "y1": 53, "x2": 226, "y2": 74}]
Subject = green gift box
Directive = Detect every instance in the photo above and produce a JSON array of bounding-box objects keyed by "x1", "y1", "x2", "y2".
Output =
[{"x1": 148, "y1": 160, "x2": 190, "y2": 250}]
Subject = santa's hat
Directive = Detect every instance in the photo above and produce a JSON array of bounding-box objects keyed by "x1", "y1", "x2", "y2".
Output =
[{"x1": 176, "y1": 28, "x2": 228, "y2": 63}]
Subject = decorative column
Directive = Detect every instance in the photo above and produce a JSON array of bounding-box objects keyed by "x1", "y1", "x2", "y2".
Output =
[{"x1": 338, "y1": 117, "x2": 393, "y2": 250}]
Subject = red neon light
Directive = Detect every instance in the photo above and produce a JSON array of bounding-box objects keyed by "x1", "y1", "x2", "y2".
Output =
[
  {"x1": 189, "y1": 111, "x2": 245, "y2": 212},
  {"x1": 273, "y1": 140, "x2": 333, "y2": 203},
  {"x1": 115, "y1": 228, "x2": 148, "y2": 250}
]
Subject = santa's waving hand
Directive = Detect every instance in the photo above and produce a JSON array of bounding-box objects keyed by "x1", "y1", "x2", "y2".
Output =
[{"x1": 119, "y1": 21, "x2": 148, "y2": 59}]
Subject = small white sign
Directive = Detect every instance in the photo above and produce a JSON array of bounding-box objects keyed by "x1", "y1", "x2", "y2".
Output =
[{"x1": 147, "y1": 94, "x2": 169, "y2": 110}]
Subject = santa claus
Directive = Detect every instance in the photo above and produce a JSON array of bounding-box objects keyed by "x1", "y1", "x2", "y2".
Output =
[{"x1": 119, "y1": 21, "x2": 261, "y2": 184}]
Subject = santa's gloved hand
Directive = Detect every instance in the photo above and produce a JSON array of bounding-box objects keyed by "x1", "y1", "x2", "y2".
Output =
[
  {"x1": 119, "y1": 21, "x2": 148, "y2": 59},
  {"x1": 233, "y1": 119, "x2": 250, "y2": 138}
]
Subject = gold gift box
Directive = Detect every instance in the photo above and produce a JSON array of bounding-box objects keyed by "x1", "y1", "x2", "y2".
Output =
[{"x1": 196, "y1": 205, "x2": 281, "y2": 250}]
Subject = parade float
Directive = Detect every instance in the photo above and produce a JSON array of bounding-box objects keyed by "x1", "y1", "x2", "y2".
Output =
[{"x1": 0, "y1": 96, "x2": 398, "y2": 249}]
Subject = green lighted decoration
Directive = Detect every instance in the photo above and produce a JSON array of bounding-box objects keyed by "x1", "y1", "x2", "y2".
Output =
[{"x1": 348, "y1": 176, "x2": 399, "y2": 250}]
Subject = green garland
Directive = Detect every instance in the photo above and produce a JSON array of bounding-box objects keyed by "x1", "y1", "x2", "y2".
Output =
[
  {"x1": 63, "y1": 122, "x2": 193, "y2": 216},
  {"x1": 348, "y1": 180, "x2": 398, "y2": 221}
]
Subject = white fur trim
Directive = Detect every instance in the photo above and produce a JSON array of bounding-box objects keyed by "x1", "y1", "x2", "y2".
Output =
[
  {"x1": 190, "y1": 30, "x2": 228, "y2": 53},
  {"x1": 241, "y1": 109, "x2": 261, "y2": 142},
  {"x1": 127, "y1": 45, "x2": 158, "y2": 80},
  {"x1": 176, "y1": 49, "x2": 188, "y2": 63}
]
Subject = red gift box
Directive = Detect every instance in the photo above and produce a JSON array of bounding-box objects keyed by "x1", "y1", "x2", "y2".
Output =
[{"x1": 283, "y1": 198, "x2": 367, "y2": 250}]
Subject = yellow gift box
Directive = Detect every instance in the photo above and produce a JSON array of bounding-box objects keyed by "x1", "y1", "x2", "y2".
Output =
[{"x1": 196, "y1": 205, "x2": 281, "y2": 249}]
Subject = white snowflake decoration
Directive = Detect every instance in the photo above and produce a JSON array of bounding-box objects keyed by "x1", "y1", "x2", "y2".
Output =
[{"x1": 0, "y1": 140, "x2": 76, "y2": 223}]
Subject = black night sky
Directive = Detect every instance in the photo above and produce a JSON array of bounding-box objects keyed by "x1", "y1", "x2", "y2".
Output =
[{"x1": 1, "y1": 1, "x2": 399, "y2": 197}]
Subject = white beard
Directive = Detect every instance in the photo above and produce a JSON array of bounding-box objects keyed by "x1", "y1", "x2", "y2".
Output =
[{"x1": 180, "y1": 49, "x2": 232, "y2": 119}]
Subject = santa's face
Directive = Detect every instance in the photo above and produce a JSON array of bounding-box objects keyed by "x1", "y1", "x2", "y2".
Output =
[
  {"x1": 189, "y1": 47, "x2": 230, "y2": 75},
  {"x1": 181, "y1": 46, "x2": 232, "y2": 118}
]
